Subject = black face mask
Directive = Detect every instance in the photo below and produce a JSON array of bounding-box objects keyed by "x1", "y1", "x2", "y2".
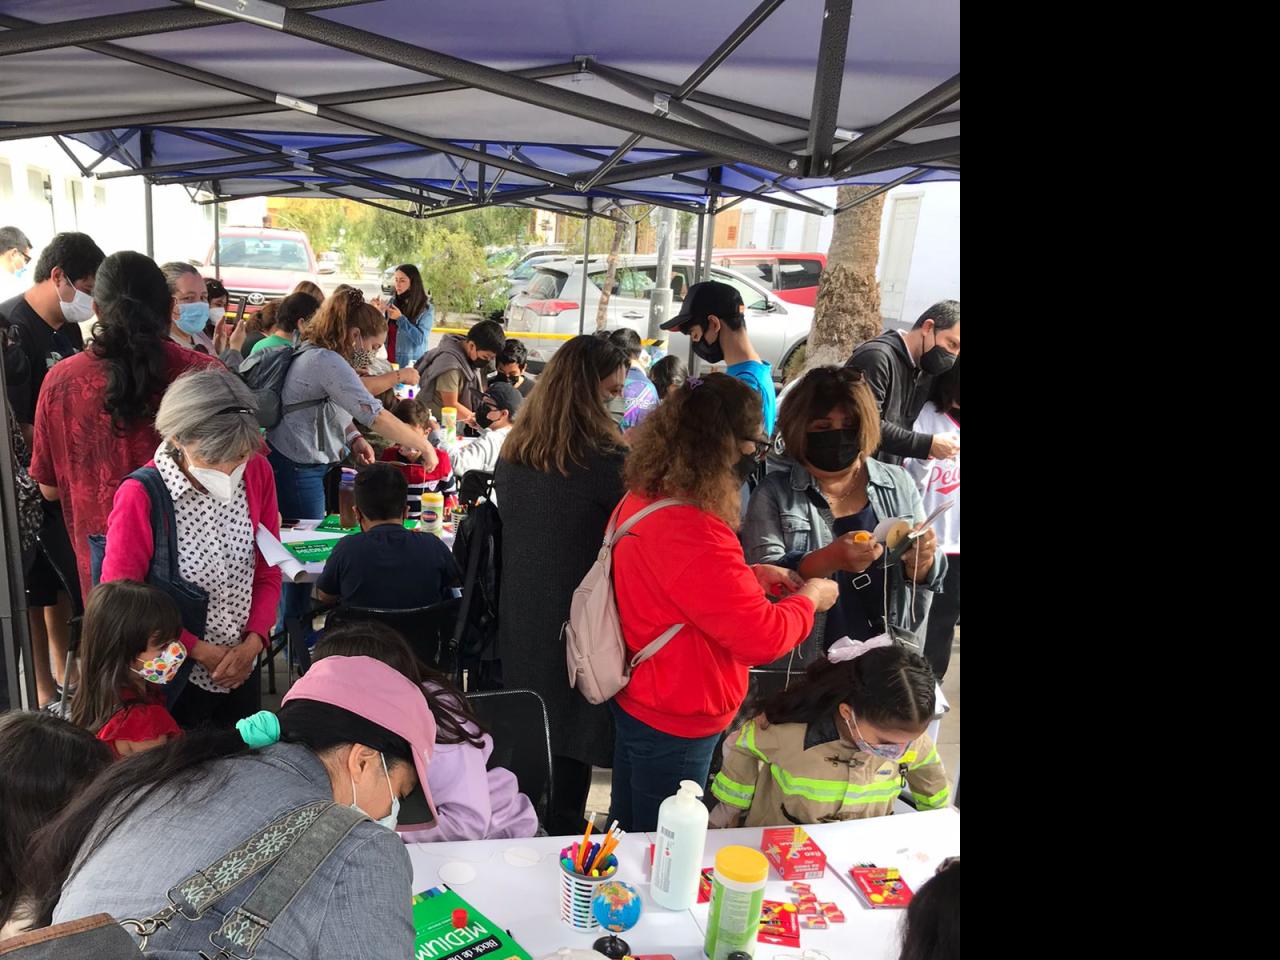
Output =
[
  {"x1": 689, "y1": 323, "x2": 724, "y2": 364},
  {"x1": 734, "y1": 452, "x2": 759, "y2": 484},
  {"x1": 920, "y1": 327, "x2": 957, "y2": 376},
  {"x1": 806, "y1": 429, "x2": 862, "y2": 473}
]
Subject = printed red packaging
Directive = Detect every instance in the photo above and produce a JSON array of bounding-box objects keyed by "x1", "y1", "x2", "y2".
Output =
[{"x1": 761, "y1": 827, "x2": 827, "y2": 880}]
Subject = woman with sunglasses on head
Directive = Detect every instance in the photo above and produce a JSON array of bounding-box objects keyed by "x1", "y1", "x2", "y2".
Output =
[
  {"x1": 606, "y1": 373, "x2": 839, "y2": 832},
  {"x1": 742, "y1": 366, "x2": 946, "y2": 675}
]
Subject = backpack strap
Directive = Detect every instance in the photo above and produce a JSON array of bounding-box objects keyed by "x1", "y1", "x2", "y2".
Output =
[
  {"x1": 607, "y1": 496, "x2": 689, "y2": 546},
  {"x1": 606, "y1": 496, "x2": 691, "y2": 673},
  {"x1": 628, "y1": 622, "x2": 684, "y2": 671}
]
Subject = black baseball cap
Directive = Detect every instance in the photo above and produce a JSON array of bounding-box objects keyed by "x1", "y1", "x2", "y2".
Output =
[
  {"x1": 483, "y1": 381, "x2": 524, "y2": 419},
  {"x1": 660, "y1": 279, "x2": 745, "y2": 331}
]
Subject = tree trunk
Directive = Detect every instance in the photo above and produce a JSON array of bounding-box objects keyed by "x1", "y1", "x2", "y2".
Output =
[
  {"x1": 595, "y1": 218, "x2": 626, "y2": 330},
  {"x1": 802, "y1": 185, "x2": 887, "y2": 374}
]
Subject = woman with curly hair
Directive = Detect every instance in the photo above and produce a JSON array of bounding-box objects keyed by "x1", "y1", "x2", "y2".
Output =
[{"x1": 605, "y1": 373, "x2": 838, "y2": 832}]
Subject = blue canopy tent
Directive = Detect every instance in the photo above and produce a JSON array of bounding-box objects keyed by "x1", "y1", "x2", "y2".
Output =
[{"x1": 0, "y1": 0, "x2": 959, "y2": 707}]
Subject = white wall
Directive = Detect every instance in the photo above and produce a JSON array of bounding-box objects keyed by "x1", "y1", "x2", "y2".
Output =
[
  {"x1": 875, "y1": 182, "x2": 960, "y2": 326},
  {"x1": 0, "y1": 137, "x2": 266, "y2": 268},
  {"x1": 733, "y1": 181, "x2": 960, "y2": 322}
]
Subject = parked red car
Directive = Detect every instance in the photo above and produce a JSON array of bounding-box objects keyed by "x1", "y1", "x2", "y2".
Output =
[
  {"x1": 199, "y1": 227, "x2": 326, "y2": 318},
  {"x1": 707, "y1": 250, "x2": 826, "y2": 307}
]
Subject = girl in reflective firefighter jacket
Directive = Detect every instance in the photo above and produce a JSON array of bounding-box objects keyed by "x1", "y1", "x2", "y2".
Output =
[{"x1": 710, "y1": 636, "x2": 949, "y2": 827}]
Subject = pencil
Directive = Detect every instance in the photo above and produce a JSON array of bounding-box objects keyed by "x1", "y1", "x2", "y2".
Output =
[{"x1": 578, "y1": 817, "x2": 594, "y2": 871}]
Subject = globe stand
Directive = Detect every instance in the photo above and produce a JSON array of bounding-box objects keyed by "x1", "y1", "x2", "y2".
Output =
[{"x1": 592, "y1": 934, "x2": 631, "y2": 959}]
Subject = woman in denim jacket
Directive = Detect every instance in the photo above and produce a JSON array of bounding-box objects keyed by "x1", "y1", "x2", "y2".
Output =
[{"x1": 743, "y1": 366, "x2": 946, "y2": 671}]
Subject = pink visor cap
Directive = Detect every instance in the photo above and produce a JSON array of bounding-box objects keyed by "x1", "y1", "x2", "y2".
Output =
[{"x1": 282, "y1": 655, "x2": 439, "y2": 830}]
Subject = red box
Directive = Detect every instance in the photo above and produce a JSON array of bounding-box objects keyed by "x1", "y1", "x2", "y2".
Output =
[{"x1": 761, "y1": 827, "x2": 827, "y2": 880}]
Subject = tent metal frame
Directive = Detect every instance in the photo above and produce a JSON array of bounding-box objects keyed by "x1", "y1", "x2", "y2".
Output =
[
  {"x1": 0, "y1": 0, "x2": 959, "y2": 706},
  {"x1": 0, "y1": 0, "x2": 959, "y2": 220}
]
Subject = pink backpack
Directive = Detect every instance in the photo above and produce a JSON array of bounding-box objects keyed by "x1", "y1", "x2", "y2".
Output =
[{"x1": 564, "y1": 498, "x2": 687, "y2": 705}]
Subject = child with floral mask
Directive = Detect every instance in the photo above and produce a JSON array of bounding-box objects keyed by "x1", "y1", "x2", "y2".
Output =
[
  {"x1": 68, "y1": 581, "x2": 186, "y2": 759},
  {"x1": 709, "y1": 638, "x2": 949, "y2": 828}
]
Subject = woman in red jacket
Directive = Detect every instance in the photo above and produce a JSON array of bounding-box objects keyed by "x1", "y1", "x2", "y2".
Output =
[
  {"x1": 99, "y1": 368, "x2": 282, "y2": 729},
  {"x1": 609, "y1": 374, "x2": 838, "y2": 831}
]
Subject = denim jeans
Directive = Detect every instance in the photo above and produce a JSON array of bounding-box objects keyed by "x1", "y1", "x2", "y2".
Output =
[
  {"x1": 267, "y1": 447, "x2": 331, "y2": 629},
  {"x1": 924, "y1": 554, "x2": 960, "y2": 680},
  {"x1": 608, "y1": 701, "x2": 721, "y2": 832}
]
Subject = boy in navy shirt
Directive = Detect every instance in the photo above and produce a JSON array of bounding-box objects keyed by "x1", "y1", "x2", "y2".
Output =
[{"x1": 316, "y1": 463, "x2": 458, "y2": 609}]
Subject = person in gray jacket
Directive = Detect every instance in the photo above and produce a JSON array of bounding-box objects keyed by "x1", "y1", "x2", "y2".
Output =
[
  {"x1": 21, "y1": 654, "x2": 439, "y2": 959},
  {"x1": 743, "y1": 366, "x2": 946, "y2": 673}
]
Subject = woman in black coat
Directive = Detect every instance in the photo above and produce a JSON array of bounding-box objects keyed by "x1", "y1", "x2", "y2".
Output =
[{"x1": 495, "y1": 335, "x2": 629, "y2": 834}]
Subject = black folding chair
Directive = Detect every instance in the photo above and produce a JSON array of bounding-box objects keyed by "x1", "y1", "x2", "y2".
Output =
[
  {"x1": 465, "y1": 688, "x2": 553, "y2": 828},
  {"x1": 324, "y1": 598, "x2": 462, "y2": 674}
]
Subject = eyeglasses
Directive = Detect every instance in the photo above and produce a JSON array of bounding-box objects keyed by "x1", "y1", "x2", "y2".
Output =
[
  {"x1": 743, "y1": 437, "x2": 772, "y2": 462},
  {"x1": 15, "y1": 249, "x2": 31, "y2": 265}
]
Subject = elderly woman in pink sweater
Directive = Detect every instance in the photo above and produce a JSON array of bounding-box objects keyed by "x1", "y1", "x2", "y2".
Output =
[{"x1": 98, "y1": 369, "x2": 282, "y2": 730}]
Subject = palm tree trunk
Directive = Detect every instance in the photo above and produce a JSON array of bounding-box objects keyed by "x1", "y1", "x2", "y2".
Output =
[
  {"x1": 803, "y1": 185, "x2": 887, "y2": 372},
  {"x1": 595, "y1": 218, "x2": 626, "y2": 330}
]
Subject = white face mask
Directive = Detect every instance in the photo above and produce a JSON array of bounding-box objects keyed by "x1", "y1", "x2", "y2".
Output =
[
  {"x1": 58, "y1": 279, "x2": 94, "y2": 323},
  {"x1": 208, "y1": 306, "x2": 226, "y2": 325},
  {"x1": 349, "y1": 752, "x2": 399, "y2": 831},
  {"x1": 179, "y1": 447, "x2": 247, "y2": 502}
]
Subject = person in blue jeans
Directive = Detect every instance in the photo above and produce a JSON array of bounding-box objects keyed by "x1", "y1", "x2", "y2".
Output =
[{"x1": 659, "y1": 279, "x2": 777, "y2": 434}]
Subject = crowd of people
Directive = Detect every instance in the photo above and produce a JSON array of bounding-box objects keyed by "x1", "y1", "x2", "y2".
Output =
[{"x1": 0, "y1": 224, "x2": 959, "y2": 957}]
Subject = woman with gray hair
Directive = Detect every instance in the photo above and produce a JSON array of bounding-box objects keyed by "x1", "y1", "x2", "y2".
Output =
[{"x1": 98, "y1": 368, "x2": 283, "y2": 728}]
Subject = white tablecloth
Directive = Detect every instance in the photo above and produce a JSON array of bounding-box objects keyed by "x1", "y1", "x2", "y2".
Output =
[{"x1": 407, "y1": 810, "x2": 959, "y2": 960}]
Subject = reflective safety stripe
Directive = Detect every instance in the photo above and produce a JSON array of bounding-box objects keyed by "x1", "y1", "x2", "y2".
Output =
[
  {"x1": 739, "y1": 723, "x2": 768, "y2": 764},
  {"x1": 711, "y1": 773, "x2": 755, "y2": 809},
  {"x1": 768, "y1": 766, "x2": 851, "y2": 803},
  {"x1": 908, "y1": 746, "x2": 939, "y2": 771},
  {"x1": 912, "y1": 785, "x2": 950, "y2": 809},
  {"x1": 838, "y1": 788, "x2": 905, "y2": 808}
]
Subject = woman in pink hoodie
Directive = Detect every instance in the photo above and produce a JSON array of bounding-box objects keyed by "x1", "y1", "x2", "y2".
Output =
[{"x1": 312, "y1": 622, "x2": 538, "y2": 841}]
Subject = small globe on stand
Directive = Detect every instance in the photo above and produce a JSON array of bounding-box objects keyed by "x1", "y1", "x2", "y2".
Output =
[{"x1": 591, "y1": 881, "x2": 642, "y2": 960}]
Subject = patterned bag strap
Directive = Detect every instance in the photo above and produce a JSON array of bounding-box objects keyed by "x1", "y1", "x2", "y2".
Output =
[
  {"x1": 120, "y1": 800, "x2": 332, "y2": 951},
  {"x1": 207, "y1": 803, "x2": 366, "y2": 959}
]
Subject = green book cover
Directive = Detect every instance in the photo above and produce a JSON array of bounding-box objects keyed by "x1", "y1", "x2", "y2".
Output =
[
  {"x1": 282, "y1": 539, "x2": 338, "y2": 563},
  {"x1": 412, "y1": 886, "x2": 532, "y2": 960}
]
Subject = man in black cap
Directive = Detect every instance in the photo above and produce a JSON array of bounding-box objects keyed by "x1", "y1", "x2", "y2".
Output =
[
  {"x1": 451, "y1": 380, "x2": 523, "y2": 483},
  {"x1": 659, "y1": 279, "x2": 776, "y2": 434}
]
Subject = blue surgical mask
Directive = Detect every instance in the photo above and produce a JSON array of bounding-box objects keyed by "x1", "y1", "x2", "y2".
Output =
[
  {"x1": 176, "y1": 301, "x2": 210, "y2": 335},
  {"x1": 845, "y1": 711, "x2": 910, "y2": 761},
  {"x1": 349, "y1": 752, "x2": 399, "y2": 831}
]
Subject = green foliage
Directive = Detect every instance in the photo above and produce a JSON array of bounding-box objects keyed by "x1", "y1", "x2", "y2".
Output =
[
  {"x1": 344, "y1": 202, "x2": 424, "y2": 271},
  {"x1": 271, "y1": 199, "x2": 349, "y2": 254},
  {"x1": 454, "y1": 207, "x2": 532, "y2": 249},
  {"x1": 417, "y1": 223, "x2": 487, "y2": 322}
]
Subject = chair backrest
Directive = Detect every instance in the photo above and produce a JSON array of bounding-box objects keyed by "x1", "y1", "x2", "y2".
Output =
[
  {"x1": 465, "y1": 688, "x2": 553, "y2": 827},
  {"x1": 323, "y1": 599, "x2": 462, "y2": 672}
]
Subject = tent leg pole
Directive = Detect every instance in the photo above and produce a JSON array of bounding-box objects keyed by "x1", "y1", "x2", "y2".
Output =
[{"x1": 578, "y1": 213, "x2": 592, "y2": 335}]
